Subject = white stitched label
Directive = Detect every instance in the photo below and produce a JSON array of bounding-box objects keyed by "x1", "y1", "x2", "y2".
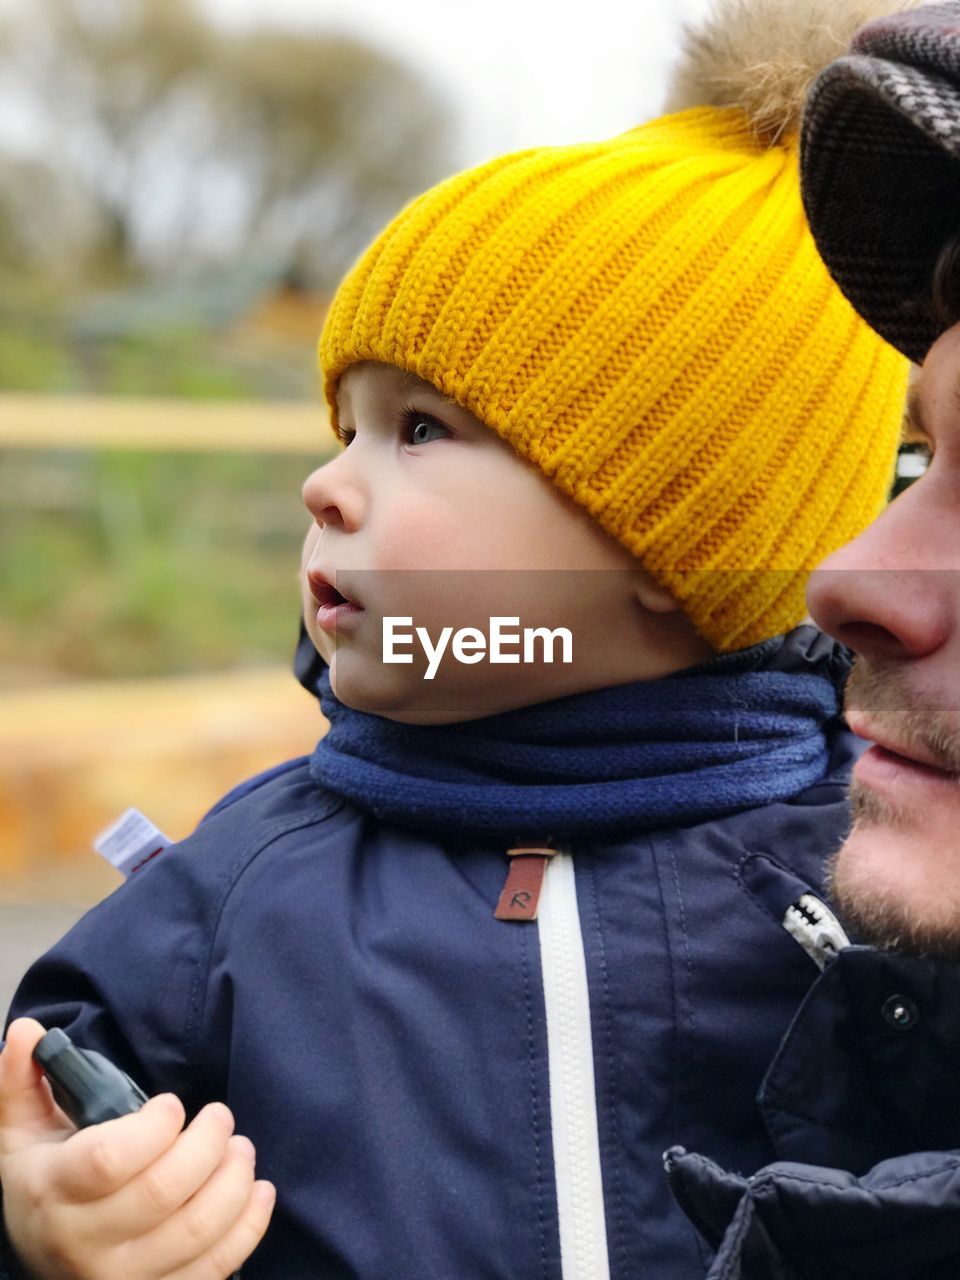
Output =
[{"x1": 93, "y1": 808, "x2": 172, "y2": 877}]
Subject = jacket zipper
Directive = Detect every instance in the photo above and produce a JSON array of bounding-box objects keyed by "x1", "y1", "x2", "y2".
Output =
[{"x1": 538, "y1": 851, "x2": 611, "y2": 1280}]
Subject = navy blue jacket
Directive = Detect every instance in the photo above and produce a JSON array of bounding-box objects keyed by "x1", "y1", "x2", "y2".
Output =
[
  {"x1": 667, "y1": 947, "x2": 960, "y2": 1279},
  {"x1": 0, "y1": 720, "x2": 859, "y2": 1279}
]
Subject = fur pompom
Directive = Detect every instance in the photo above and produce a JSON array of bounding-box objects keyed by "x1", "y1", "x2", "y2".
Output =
[{"x1": 664, "y1": 0, "x2": 926, "y2": 143}]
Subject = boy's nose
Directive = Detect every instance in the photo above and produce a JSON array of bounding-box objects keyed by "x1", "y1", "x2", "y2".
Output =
[
  {"x1": 806, "y1": 487, "x2": 955, "y2": 663},
  {"x1": 302, "y1": 457, "x2": 364, "y2": 533}
]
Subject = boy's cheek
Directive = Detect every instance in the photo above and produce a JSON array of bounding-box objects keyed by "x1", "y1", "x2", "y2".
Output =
[
  {"x1": 303, "y1": 608, "x2": 335, "y2": 665},
  {"x1": 368, "y1": 500, "x2": 468, "y2": 572},
  {"x1": 299, "y1": 574, "x2": 333, "y2": 666},
  {"x1": 299, "y1": 523, "x2": 331, "y2": 661},
  {"x1": 301, "y1": 521, "x2": 321, "y2": 559}
]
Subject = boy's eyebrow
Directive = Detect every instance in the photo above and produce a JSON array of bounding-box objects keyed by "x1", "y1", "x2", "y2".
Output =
[{"x1": 400, "y1": 369, "x2": 459, "y2": 410}]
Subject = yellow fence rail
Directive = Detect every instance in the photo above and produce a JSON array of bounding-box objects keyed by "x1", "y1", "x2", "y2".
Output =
[{"x1": 0, "y1": 392, "x2": 332, "y2": 454}]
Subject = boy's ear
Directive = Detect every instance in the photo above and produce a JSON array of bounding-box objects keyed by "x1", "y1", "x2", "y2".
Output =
[{"x1": 633, "y1": 569, "x2": 684, "y2": 616}]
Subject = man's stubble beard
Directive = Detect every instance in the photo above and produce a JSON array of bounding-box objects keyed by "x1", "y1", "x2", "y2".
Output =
[
  {"x1": 827, "y1": 656, "x2": 960, "y2": 962},
  {"x1": 827, "y1": 780, "x2": 940, "y2": 956}
]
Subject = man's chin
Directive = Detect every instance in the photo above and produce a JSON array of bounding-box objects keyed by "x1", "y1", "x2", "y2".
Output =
[{"x1": 829, "y1": 793, "x2": 960, "y2": 960}]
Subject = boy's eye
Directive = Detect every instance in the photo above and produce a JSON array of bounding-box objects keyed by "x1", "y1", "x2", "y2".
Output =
[
  {"x1": 402, "y1": 409, "x2": 450, "y2": 445},
  {"x1": 335, "y1": 410, "x2": 451, "y2": 448}
]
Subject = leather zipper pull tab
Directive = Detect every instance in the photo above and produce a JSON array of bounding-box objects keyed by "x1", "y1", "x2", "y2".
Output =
[{"x1": 495, "y1": 845, "x2": 557, "y2": 922}]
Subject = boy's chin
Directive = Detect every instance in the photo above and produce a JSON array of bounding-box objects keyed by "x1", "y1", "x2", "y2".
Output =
[
  {"x1": 327, "y1": 650, "x2": 453, "y2": 724},
  {"x1": 328, "y1": 650, "x2": 578, "y2": 725},
  {"x1": 829, "y1": 816, "x2": 960, "y2": 961}
]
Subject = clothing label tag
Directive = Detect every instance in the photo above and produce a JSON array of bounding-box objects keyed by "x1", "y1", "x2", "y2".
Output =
[
  {"x1": 93, "y1": 808, "x2": 172, "y2": 878},
  {"x1": 495, "y1": 847, "x2": 557, "y2": 921}
]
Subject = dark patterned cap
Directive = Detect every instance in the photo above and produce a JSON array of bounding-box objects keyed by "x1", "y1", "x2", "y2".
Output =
[{"x1": 801, "y1": 2, "x2": 960, "y2": 362}]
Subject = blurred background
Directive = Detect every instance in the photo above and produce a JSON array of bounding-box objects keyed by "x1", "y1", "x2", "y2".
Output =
[{"x1": 0, "y1": 0, "x2": 713, "y2": 1001}]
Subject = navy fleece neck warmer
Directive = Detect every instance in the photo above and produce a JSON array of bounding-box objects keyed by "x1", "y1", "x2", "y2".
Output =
[{"x1": 298, "y1": 625, "x2": 847, "y2": 842}]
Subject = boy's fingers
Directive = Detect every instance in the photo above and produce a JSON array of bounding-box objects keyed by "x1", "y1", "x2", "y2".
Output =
[
  {"x1": 0, "y1": 1019, "x2": 66, "y2": 1149},
  {"x1": 167, "y1": 1181, "x2": 276, "y2": 1280},
  {"x1": 129, "y1": 1134, "x2": 257, "y2": 1273},
  {"x1": 90, "y1": 1103, "x2": 238, "y2": 1240},
  {"x1": 48, "y1": 1092, "x2": 188, "y2": 1202},
  {"x1": 0, "y1": 1018, "x2": 47, "y2": 1078}
]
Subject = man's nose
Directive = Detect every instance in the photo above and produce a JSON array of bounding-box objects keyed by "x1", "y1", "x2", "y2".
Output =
[
  {"x1": 302, "y1": 454, "x2": 365, "y2": 533},
  {"x1": 806, "y1": 489, "x2": 954, "y2": 662}
]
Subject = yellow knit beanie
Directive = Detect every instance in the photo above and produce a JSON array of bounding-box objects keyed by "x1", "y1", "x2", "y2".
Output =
[{"x1": 319, "y1": 0, "x2": 909, "y2": 652}]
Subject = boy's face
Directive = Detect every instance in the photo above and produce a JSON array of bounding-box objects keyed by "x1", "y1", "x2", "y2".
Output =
[{"x1": 300, "y1": 361, "x2": 713, "y2": 724}]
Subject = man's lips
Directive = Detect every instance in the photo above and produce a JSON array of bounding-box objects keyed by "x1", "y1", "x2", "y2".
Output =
[
  {"x1": 846, "y1": 710, "x2": 949, "y2": 773},
  {"x1": 846, "y1": 708, "x2": 960, "y2": 801}
]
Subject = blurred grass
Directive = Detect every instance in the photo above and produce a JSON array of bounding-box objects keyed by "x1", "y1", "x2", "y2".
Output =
[
  {"x1": 0, "y1": 322, "x2": 82, "y2": 394},
  {"x1": 0, "y1": 280, "x2": 333, "y2": 688},
  {"x1": 0, "y1": 448, "x2": 324, "y2": 686},
  {"x1": 94, "y1": 334, "x2": 260, "y2": 400},
  {"x1": 0, "y1": 312, "x2": 318, "y2": 401}
]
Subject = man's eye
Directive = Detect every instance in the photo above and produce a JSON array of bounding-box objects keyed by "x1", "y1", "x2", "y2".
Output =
[{"x1": 402, "y1": 410, "x2": 450, "y2": 445}]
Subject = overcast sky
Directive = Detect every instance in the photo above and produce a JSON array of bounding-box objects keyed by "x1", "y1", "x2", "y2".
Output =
[
  {"x1": 197, "y1": 0, "x2": 714, "y2": 165},
  {"x1": 0, "y1": 0, "x2": 713, "y2": 165}
]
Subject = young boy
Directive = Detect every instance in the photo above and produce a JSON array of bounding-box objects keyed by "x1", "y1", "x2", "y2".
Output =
[{"x1": 0, "y1": 1, "x2": 910, "y2": 1277}]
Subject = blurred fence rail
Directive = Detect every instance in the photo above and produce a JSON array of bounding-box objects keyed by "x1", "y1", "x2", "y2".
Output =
[
  {"x1": 1, "y1": 393, "x2": 333, "y2": 900},
  {"x1": 0, "y1": 393, "x2": 329, "y2": 453}
]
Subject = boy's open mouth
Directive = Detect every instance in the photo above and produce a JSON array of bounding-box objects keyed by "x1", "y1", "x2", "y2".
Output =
[
  {"x1": 307, "y1": 570, "x2": 364, "y2": 631},
  {"x1": 307, "y1": 570, "x2": 355, "y2": 607}
]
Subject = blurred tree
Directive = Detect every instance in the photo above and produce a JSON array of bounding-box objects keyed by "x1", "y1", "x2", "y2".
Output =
[
  {"x1": 0, "y1": 0, "x2": 456, "y2": 287},
  {"x1": 208, "y1": 30, "x2": 455, "y2": 286},
  {"x1": 0, "y1": 150, "x2": 100, "y2": 282}
]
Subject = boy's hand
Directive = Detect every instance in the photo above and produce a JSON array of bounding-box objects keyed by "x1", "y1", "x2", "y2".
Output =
[{"x1": 0, "y1": 1018, "x2": 276, "y2": 1280}]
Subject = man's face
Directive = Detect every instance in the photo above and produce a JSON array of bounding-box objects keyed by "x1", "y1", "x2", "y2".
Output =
[
  {"x1": 299, "y1": 360, "x2": 713, "y2": 724},
  {"x1": 806, "y1": 321, "x2": 960, "y2": 957}
]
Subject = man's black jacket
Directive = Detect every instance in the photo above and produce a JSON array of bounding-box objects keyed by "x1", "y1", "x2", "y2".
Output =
[{"x1": 667, "y1": 946, "x2": 960, "y2": 1278}]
